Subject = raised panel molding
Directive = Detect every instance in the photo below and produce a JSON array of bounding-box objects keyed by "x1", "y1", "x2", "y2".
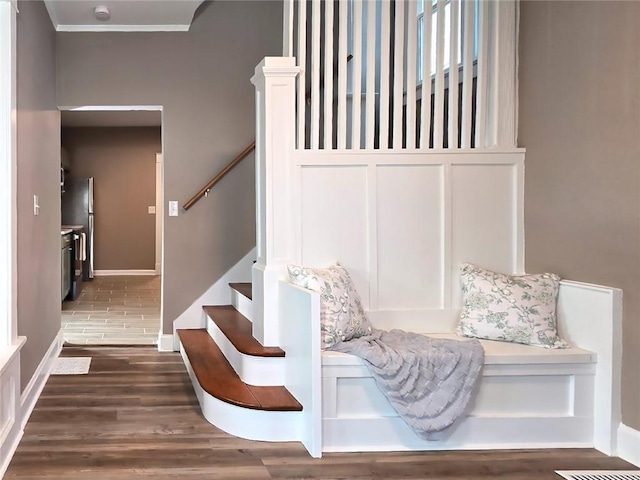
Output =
[
  {"x1": 299, "y1": 165, "x2": 370, "y2": 307},
  {"x1": 293, "y1": 151, "x2": 524, "y2": 331},
  {"x1": 376, "y1": 165, "x2": 443, "y2": 310}
]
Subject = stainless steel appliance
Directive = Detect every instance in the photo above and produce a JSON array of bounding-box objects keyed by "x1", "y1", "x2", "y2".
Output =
[
  {"x1": 61, "y1": 232, "x2": 72, "y2": 301},
  {"x1": 61, "y1": 177, "x2": 94, "y2": 281}
]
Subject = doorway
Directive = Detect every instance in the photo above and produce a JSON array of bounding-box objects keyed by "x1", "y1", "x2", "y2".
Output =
[{"x1": 59, "y1": 106, "x2": 164, "y2": 347}]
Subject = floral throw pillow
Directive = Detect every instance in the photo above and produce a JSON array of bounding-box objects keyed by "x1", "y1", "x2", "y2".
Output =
[
  {"x1": 287, "y1": 262, "x2": 372, "y2": 349},
  {"x1": 457, "y1": 263, "x2": 566, "y2": 348}
]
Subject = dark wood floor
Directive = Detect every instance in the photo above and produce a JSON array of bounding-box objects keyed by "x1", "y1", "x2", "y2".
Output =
[{"x1": 5, "y1": 346, "x2": 637, "y2": 479}]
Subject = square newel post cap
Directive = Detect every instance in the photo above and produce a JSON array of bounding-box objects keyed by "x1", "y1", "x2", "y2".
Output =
[{"x1": 252, "y1": 57, "x2": 301, "y2": 85}]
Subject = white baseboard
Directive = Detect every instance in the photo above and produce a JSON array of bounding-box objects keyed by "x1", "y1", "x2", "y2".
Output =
[
  {"x1": 157, "y1": 333, "x2": 174, "y2": 352},
  {"x1": 20, "y1": 330, "x2": 64, "y2": 429},
  {"x1": 172, "y1": 247, "x2": 255, "y2": 351},
  {"x1": 618, "y1": 423, "x2": 640, "y2": 467},
  {"x1": 155, "y1": 263, "x2": 161, "y2": 275},
  {"x1": 0, "y1": 337, "x2": 27, "y2": 479},
  {"x1": 94, "y1": 270, "x2": 158, "y2": 276}
]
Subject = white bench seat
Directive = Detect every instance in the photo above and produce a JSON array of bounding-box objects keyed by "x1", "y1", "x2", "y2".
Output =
[{"x1": 322, "y1": 334, "x2": 596, "y2": 366}]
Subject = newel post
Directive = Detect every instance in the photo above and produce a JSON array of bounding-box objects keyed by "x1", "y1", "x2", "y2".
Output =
[{"x1": 250, "y1": 57, "x2": 300, "y2": 347}]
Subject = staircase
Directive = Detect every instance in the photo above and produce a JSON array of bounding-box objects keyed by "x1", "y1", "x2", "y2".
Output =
[{"x1": 177, "y1": 282, "x2": 303, "y2": 443}]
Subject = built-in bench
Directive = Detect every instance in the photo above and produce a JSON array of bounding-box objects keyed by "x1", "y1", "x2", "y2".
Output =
[
  {"x1": 278, "y1": 279, "x2": 622, "y2": 458},
  {"x1": 322, "y1": 335, "x2": 596, "y2": 453}
]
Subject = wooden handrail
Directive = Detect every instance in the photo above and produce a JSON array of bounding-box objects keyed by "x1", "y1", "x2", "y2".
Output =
[{"x1": 183, "y1": 141, "x2": 256, "y2": 211}]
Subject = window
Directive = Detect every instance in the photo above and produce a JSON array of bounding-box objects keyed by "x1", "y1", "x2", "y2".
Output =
[{"x1": 417, "y1": 0, "x2": 475, "y2": 84}]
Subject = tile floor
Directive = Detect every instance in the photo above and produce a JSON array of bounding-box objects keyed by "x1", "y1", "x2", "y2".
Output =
[{"x1": 61, "y1": 275, "x2": 160, "y2": 345}]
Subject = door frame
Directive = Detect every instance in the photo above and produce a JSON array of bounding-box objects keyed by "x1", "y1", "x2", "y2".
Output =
[
  {"x1": 155, "y1": 152, "x2": 163, "y2": 275},
  {"x1": 58, "y1": 105, "x2": 165, "y2": 350}
]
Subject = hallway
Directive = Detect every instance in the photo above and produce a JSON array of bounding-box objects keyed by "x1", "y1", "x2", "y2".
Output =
[{"x1": 61, "y1": 276, "x2": 160, "y2": 345}]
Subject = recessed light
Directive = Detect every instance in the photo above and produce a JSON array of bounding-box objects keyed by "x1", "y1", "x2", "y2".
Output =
[{"x1": 94, "y1": 6, "x2": 111, "y2": 21}]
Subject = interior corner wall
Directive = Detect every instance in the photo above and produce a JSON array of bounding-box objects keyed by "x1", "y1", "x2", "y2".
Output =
[
  {"x1": 16, "y1": 0, "x2": 61, "y2": 391},
  {"x1": 518, "y1": 1, "x2": 640, "y2": 430},
  {"x1": 56, "y1": 1, "x2": 282, "y2": 332},
  {"x1": 62, "y1": 127, "x2": 161, "y2": 271}
]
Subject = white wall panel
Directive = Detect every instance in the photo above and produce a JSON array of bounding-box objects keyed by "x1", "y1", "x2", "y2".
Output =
[
  {"x1": 376, "y1": 165, "x2": 443, "y2": 310},
  {"x1": 300, "y1": 166, "x2": 370, "y2": 307},
  {"x1": 450, "y1": 164, "x2": 517, "y2": 307}
]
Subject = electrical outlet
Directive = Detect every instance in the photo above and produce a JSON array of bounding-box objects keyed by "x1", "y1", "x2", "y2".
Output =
[
  {"x1": 168, "y1": 201, "x2": 178, "y2": 217},
  {"x1": 33, "y1": 195, "x2": 40, "y2": 216},
  {"x1": 148, "y1": 206, "x2": 156, "y2": 214}
]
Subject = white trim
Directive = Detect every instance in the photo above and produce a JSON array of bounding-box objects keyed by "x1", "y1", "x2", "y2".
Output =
[
  {"x1": 93, "y1": 270, "x2": 157, "y2": 276},
  {"x1": 20, "y1": 331, "x2": 64, "y2": 429},
  {"x1": 0, "y1": 337, "x2": 25, "y2": 479},
  {"x1": 157, "y1": 333, "x2": 173, "y2": 353},
  {"x1": 59, "y1": 105, "x2": 163, "y2": 112},
  {"x1": 155, "y1": 153, "x2": 163, "y2": 276},
  {"x1": 0, "y1": 0, "x2": 17, "y2": 347},
  {"x1": 617, "y1": 424, "x2": 640, "y2": 467},
  {"x1": 55, "y1": 24, "x2": 191, "y2": 33}
]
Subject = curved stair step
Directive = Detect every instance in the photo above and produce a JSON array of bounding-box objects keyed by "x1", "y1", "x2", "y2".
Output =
[
  {"x1": 203, "y1": 305, "x2": 284, "y2": 357},
  {"x1": 177, "y1": 328, "x2": 301, "y2": 412}
]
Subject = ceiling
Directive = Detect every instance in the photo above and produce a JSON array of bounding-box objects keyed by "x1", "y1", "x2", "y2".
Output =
[
  {"x1": 61, "y1": 110, "x2": 162, "y2": 127},
  {"x1": 44, "y1": 0, "x2": 205, "y2": 32}
]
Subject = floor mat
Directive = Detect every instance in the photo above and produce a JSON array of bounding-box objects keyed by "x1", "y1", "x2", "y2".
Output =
[{"x1": 52, "y1": 357, "x2": 92, "y2": 375}]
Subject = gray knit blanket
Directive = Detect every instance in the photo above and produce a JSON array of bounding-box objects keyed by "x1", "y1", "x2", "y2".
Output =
[{"x1": 329, "y1": 329, "x2": 484, "y2": 440}]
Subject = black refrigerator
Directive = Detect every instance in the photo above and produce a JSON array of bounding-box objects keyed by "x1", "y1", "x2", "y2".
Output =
[{"x1": 62, "y1": 177, "x2": 94, "y2": 281}]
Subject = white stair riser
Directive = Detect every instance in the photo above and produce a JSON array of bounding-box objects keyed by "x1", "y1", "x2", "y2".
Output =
[
  {"x1": 231, "y1": 289, "x2": 253, "y2": 323},
  {"x1": 180, "y1": 344, "x2": 301, "y2": 442},
  {"x1": 207, "y1": 317, "x2": 284, "y2": 386}
]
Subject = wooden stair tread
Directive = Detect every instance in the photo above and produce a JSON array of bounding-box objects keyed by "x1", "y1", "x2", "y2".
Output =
[
  {"x1": 177, "y1": 329, "x2": 301, "y2": 412},
  {"x1": 229, "y1": 282, "x2": 252, "y2": 300},
  {"x1": 203, "y1": 305, "x2": 284, "y2": 357}
]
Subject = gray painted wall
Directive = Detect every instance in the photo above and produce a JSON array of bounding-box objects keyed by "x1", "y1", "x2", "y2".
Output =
[
  {"x1": 62, "y1": 127, "x2": 161, "y2": 271},
  {"x1": 16, "y1": 0, "x2": 61, "y2": 390},
  {"x1": 519, "y1": 1, "x2": 640, "y2": 429},
  {"x1": 56, "y1": 1, "x2": 282, "y2": 331}
]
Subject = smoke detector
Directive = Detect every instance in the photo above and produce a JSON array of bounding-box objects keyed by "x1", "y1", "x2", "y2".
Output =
[{"x1": 94, "y1": 6, "x2": 111, "y2": 21}]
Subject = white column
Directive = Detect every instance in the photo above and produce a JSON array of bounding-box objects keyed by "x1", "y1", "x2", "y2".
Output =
[
  {"x1": 486, "y1": 0, "x2": 518, "y2": 148},
  {"x1": 0, "y1": 0, "x2": 17, "y2": 347},
  {"x1": 251, "y1": 57, "x2": 300, "y2": 347}
]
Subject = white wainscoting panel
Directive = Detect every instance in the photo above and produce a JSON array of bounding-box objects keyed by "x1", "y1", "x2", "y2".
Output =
[
  {"x1": 376, "y1": 165, "x2": 443, "y2": 310},
  {"x1": 293, "y1": 150, "x2": 524, "y2": 333},
  {"x1": 300, "y1": 165, "x2": 370, "y2": 307},
  {"x1": 450, "y1": 163, "x2": 521, "y2": 307},
  {"x1": 0, "y1": 337, "x2": 25, "y2": 479}
]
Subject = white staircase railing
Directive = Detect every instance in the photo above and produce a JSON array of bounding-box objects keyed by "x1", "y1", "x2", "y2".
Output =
[{"x1": 284, "y1": 0, "x2": 518, "y2": 151}]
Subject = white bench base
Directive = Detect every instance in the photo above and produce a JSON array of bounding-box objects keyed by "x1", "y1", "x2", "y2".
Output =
[
  {"x1": 278, "y1": 280, "x2": 622, "y2": 458},
  {"x1": 322, "y1": 335, "x2": 596, "y2": 453}
]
